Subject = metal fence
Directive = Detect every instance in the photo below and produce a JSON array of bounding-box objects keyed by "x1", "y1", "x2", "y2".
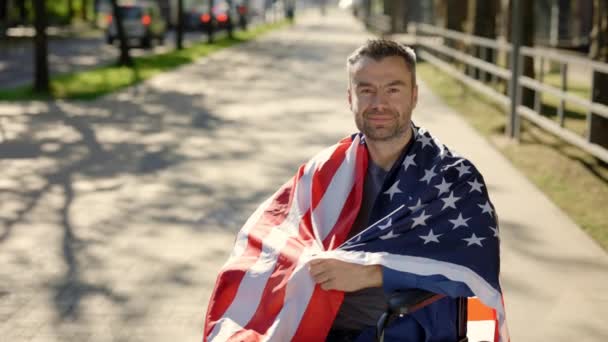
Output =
[{"x1": 401, "y1": 23, "x2": 608, "y2": 164}]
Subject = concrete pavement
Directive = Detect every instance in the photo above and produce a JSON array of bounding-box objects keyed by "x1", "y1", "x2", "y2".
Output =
[{"x1": 1, "y1": 7, "x2": 607, "y2": 342}]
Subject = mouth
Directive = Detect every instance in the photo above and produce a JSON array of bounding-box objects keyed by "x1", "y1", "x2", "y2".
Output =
[{"x1": 365, "y1": 113, "x2": 395, "y2": 124}]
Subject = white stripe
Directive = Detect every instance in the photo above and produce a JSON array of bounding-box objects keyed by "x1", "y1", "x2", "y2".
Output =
[
  {"x1": 311, "y1": 136, "x2": 360, "y2": 242},
  {"x1": 208, "y1": 141, "x2": 349, "y2": 341},
  {"x1": 467, "y1": 320, "x2": 495, "y2": 342},
  {"x1": 319, "y1": 250, "x2": 509, "y2": 342},
  {"x1": 224, "y1": 196, "x2": 274, "y2": 266},
  {"x1": 261, "y1": 248, "x2": 320, "y2": 341}
]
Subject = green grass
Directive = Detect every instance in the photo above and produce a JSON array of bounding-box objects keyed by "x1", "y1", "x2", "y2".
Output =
[
  {"x1": 0, "y1": 21, "x2": 288, "y2": 101},
  {"x1": 418, "y1": 62, "x2": 608, "y2": 251}
]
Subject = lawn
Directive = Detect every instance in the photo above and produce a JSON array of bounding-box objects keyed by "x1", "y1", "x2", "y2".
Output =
[{"x1": 0, "y1": 20, "x2": 287, "y2": 101}]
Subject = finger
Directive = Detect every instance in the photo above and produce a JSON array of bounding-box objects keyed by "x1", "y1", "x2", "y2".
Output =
[
  {"x1": 320, "y1": 279, "x2": 335, "y2": 291},
  {"x1": 311, "y1": 270, "x2": 331, "y2": 284},
  {"x1": 309, "y1": 259, "x2": 327, "y2": 266},
  {"x1": 308, "y1": 262, "x2": 328, "y2": 276}
]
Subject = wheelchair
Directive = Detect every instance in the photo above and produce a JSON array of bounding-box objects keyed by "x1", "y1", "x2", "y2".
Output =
[{"x1": 375, "y1": 289, "x2": 470, "y2": 342}]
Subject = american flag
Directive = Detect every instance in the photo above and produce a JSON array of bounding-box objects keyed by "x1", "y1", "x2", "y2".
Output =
[{"x1": 204, "y1": 125, "x2": 509, "y2": 342}]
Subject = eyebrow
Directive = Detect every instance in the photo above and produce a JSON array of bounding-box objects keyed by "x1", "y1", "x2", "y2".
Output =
[{"x1": 355, "y1": 80, "x2": 408, "y2": 88}]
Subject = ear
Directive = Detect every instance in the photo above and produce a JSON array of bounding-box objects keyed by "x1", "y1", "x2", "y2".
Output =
[
  {"x1": 412, "y1": 84, "x2": 419, "y2": 109},
  {"x1": 347, "y1": 87, "x2": 353, "y2": 109}
]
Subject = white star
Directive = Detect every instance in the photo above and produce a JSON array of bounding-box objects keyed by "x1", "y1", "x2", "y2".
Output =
[
  {"x1": 478, "y1": 201, "x2": 494, "y2": 217},
  {"x1": 402, "y1": 154, "x2": 417, "y2": 171},
  {"x1": 418, "y1": 134, "x2": 433, "y2": 149},
  {"x1": 384, "y1": 180, "x2": 402, "y2": 201},
  {"x1": 434, "y1": 178, "x2": 452, "y2": 196},
  {"x1": 455, "y1": 163, "x2": 471, "y2": 178},
  {"x1": 420, "y1": 166, "x2": 437, "y2": 184},
  {"x1": 441, "y1": 191, "x2": 460, "y2": 210},
  {"x1": 412, "y1": 210, "x2": 431, "y2": 228},
  {"x1": 463, "y1": 233, "x2": 486, "y2": 247},
  {"x1": 489, "y1": 226, "x2": 499, "y2": 237},
  {"x1": 378, "y1": 218, "x2": 392, "y2": 230},
  {"x1": 380, "y1": 230, "x2": 399, "y2": 240},
  {"x1": 419, "y1": 229, "x2": 442, "y2": 244},
  {"x1": 467, "y1": 178, "x2": 484, "y2": 193},
  {"x1": 408, "y1": 198, "x2": 425, "y2": 213},
  {"x1": 449, "y1": 213, "x2": 471, "y2": 229}
]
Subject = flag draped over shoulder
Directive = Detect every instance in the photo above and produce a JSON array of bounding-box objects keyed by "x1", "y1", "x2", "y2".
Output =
[{"x1": 204, "y1": 125, "x2": 509, "y2": 342}]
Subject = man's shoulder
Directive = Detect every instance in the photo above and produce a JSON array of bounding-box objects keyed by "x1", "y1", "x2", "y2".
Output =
[{"x1": 410, "y1": 125, "x2": 485, "y2": 183}]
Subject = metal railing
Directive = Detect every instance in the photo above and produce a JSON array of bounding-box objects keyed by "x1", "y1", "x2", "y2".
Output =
[{"x1": 403, "y1": 23, "x2": 608, "y2": 164}]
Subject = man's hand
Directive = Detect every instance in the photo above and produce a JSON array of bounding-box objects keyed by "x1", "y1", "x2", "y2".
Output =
[{"x1": 308, "y1": 258, "x2": 382, "y2": 292}]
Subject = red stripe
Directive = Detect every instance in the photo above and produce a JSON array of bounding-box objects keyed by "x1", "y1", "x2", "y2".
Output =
[
  {"x1": 205, "y1": 136, "x2": 363, "y2": 341},
  {"x1": 290, "y1": 287, "x2": 344, "y2": 341},
  {"x1": 309, "y1": 139, "x2": 352, "y2": 209},
  {"x1": 224, "y1": 138, "x2": 360, "y2": 340},
  {"x1": 204, "y1": 178, "x2": 297, "y2": 340},
  {"x1": 237, "y1": 234, "x2": 309, "y2": 336},
  {"x1": 323, "y1": 142, "x2": 367, "y2": 250}
]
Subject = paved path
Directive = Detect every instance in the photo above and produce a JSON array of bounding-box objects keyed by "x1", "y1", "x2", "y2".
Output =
[{"x1": 1, "y1": 8, "x2": 607, "y2": 342}]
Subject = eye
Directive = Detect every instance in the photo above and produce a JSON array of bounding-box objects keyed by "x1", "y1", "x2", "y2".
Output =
[
  {"x1": 388, "y1": 87, "x2": 400, "y2": 94},
  {"x1": 359, "y1": 88, "x2": 373, "y2": 94}
]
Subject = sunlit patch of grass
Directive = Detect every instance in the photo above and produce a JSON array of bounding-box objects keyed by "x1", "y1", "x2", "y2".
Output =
[{"x1": 0, "y1": 20, "x2": 288, "y2": 101}]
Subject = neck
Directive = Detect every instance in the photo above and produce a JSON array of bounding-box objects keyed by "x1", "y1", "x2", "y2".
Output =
[{"x1": 366, "y1": 128, "x2": 413, "y2": 171}]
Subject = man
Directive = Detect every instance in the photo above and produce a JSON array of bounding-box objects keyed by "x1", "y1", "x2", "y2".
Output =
[{"x1": 204, "y1": 40, "x2": 507, "y2": 342}]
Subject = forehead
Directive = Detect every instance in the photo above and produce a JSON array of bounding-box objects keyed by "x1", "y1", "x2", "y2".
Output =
[{"x1": 349, "y1": 56, "x2": 412, "y2": 84}]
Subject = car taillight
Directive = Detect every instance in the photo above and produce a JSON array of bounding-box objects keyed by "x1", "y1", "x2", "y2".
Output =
[
  {"x1": 141, "y1": 14, "x2": 151, "y2": 25},
  {"x1": 216, "y1": 13, "x2": 228, "y2": 22},
  {"x1": 200, "y1": 13, "x2": 211, "y2": 23},
  {"x1": 106, "y1": 14, "x2": 113, "y2": 24}
]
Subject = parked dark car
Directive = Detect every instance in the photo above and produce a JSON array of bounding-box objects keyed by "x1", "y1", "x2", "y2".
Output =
[
  {"x1": 106, "y1": 1, "x2": 167, "y2": 48},
  {"x1": 186, "y1": 0, "x2": 248, "y2": 32}
]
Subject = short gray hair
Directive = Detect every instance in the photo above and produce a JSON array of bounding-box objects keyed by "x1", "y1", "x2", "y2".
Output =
[{"x1": 347, "y1": 39, "x2": 417, "y2": 84}]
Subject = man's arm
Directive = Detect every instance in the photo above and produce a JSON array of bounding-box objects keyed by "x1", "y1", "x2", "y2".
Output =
[{"x1": 309, "y1": 259, "x2": 382, "y2": 292}]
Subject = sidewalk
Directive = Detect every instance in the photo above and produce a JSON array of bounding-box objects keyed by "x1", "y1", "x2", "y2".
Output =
[{"x1": 0, "y1": 8, "x2": 606, "y2": 342}]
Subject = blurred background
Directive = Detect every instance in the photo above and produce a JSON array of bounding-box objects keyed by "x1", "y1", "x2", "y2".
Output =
[{"x1": 0, "y1": 1, "x2": 607, "y2": 341}]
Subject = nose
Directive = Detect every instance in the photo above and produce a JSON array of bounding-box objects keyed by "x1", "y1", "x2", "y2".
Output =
[{"x1": 370, "y1": 92, "x2": 389, "y2": 110}]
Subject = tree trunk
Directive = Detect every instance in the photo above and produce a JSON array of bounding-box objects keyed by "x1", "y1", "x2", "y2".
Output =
[
  {"x1": 17, "y1": 0, "x2": 27, "y2": 25},
  {"x1": 589, "y1": 0, "x2": 608, "y2": 148},
  {"x1": 470, "y1": 0, "x2": 498, "y2": 81},
  {"x1": 520, "y1": 0, "x2": 535, "y2": 107},
  {"x1": 33, "y1": 0, "x2": 49, "y2": 93},
  {"x1": 207, "y1": 0, "x2": 215, "y2": 43},
  {"x1": 82, "y1": 0, "x2": 89, "y2": 21},
  {"x1": 0, "y1": 0, "x2": 8, "y2": 22},
  {"x1": 226, "y1": 0, "x2": 234, "y2": 39},
  {"x1": 445, "y1": 0, "x2": 469, "y2": 66},
  {"x1": 176, "y1": 0, "x2": 183, "y2": 49},
  {"x1": 502, "y1": 0, "x2": 535, "y2": 105},
  {"x1": 68, "y1": 0, "x2": 75, "y2": 23},
  {"x1": 109, "y1": 0, "x2": 133, "y2": 66},
  {"x1": 445, "y1": 0, "x2": 468, "y2": 32}
]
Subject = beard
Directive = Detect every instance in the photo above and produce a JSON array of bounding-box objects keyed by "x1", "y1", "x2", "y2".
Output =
[{"x1": 356, "y1": 109, "x2": 410, "y2": 142}]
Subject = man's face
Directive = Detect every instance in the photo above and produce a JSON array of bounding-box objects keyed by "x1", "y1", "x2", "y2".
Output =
[{"x1": 347, "y1": 56, "x2": 418, "y2": 142}]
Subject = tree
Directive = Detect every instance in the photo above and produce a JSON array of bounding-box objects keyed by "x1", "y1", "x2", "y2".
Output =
[
  {"x1": 109, "y1": 0, "x2": 133, "y2": 66},
  {"x1": 589, "y1": 0, "x2": 608, "y2": 148},
  {"x1": 207, "y1": 0, "x2": 215, "y2": 43},
  {"x1": 17, "y1": 0, "x2": 28, "y2": 25},
  {"x1": 33, "y1": 0, "x2": 49, "y2": 92},
  {"x1": 467, "y1": 0, "x2": 499, "y2": 81},
  {"x1": 501, "y1": 0, "x2": 534, "y2": 106},
  {"x1": 68, "y1": 0, "x2": 75, "y2": 23},
  {"x1": 519, "y1": 0, "x2": 535, "y2": 107},
  {"x1": 176, "y1": 0, "x2": 184, "y2": 49},
  {"x1": 445, "y1": 0, "x2": 468, "y2": 32}
]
